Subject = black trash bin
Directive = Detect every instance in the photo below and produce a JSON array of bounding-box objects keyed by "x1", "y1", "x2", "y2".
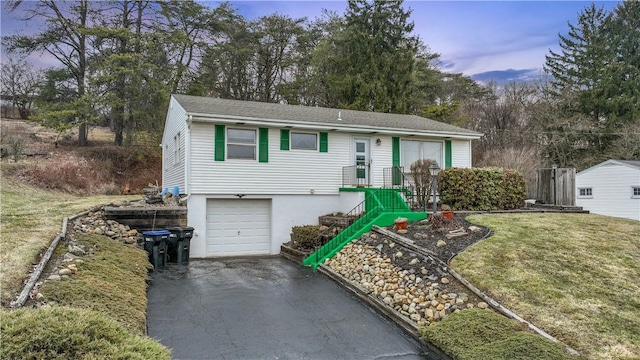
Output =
[
  {"x1": 167, "y1": 227, "x2": 194, "y2": 264},
  {"x1": 142, "y1": 230, "x2": 170, "y2": 270}
]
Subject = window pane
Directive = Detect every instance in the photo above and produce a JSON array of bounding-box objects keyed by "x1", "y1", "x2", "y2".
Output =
[
  {"x1": 228, "y1": 144, "x2": 255, "y2": 159},
  {"x1": 422, "y1": 141, "x2": 442, "y2": 167},
  {"x1": 228, "y1": 129, "x2": 255, "y2": 144},
  {"x1": 356, "y1": 142, "x2": 365, "y2": 152},
  {"x1": 291, "y1": 133, "x2": 317, "y2": 150},
  {"x1": 401, "y1": 140, "x2": 421, "y2": 170},
  {"x1": 579, "y1": 188, "x2": 592, "y2": 196}
]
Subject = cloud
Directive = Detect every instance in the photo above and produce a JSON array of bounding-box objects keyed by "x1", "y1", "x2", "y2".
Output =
[{"x1": 471, "y1": 68, "x2": 548, "y2": 85}]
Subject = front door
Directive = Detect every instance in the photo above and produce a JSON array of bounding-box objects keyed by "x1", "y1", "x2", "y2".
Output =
[{"x1": 354, "y1": 138, "x2": 370, "y2": 186}]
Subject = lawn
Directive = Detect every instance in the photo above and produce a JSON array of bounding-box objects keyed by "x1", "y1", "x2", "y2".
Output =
[
  {"x1": 452, "y1": 213, "x2": 639, "y2": 360},
  {"x1": 0, "y1": 169, "x2": 134, "y2": 305}
]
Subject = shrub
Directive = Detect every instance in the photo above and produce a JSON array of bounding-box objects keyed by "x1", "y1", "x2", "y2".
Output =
[
  {"x1": 409, "y1": 159, "x2": 437, "y2": 209},
  {"x1": 0, "y1": 307, "x2": 171, "y2": 360},
  {"x1": 428, "y1": 213, "x2": 453, "y2": 233},
  {"x1": 17, "y1": 155, "x2": 100, "y2": 194},
  {"x1": 438, "y1": 167, "x2": 526, "y2": 210},
  {"x1": 38, "y1": 234, "x2": 151, "y2": 334},
  {"x1": 2, "y1": 134, "x2": 26, "y2": 162},
  {"x1": 421, "y1": 309, "x2": 574, "y2": 360},
  {"x1": 502, "y1": 169, "x2": 527, "y2": 210},
  {"x1": 291, "y1": 225, "x2": 321, "y2": 250}
]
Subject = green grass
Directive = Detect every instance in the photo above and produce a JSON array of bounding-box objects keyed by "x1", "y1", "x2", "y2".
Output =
[
  {"x1": 37, "y1": 234, "x2": 152, "y2": 334},
  {"x1": 0, "y1": 307, "x2": 170, "y2": 360},
  {"x1": 421, "y1": 308, "x2": 576, "y2": 360},
  {"x1": 452, "y1": 213, "x2": 640, "y2": 360},
  {"x1": 0, "y1": 168, "x2": 170, "y2": 358},
  {"x1": 0, "y1": 168, "x2": 135, "y2": 305}
]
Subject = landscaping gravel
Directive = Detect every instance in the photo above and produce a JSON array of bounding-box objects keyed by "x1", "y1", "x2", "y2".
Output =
[{"x1": 325, "y1": 215, "x2": 492, "y2": 327}]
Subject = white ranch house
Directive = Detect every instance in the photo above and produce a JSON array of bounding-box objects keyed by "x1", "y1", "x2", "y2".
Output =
[
  {"x1": 575, "y1": 159, "x2": 640, "y2": 221},
  {"x1": 162, "y1": 94, "x2": 482, "y2": 258}
]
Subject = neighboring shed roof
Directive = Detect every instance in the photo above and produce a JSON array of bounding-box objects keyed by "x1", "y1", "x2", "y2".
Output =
[
  {"x1": 172, "y1": 94, "x2": 481, "y2": 138},
  {"x1": 618, "y1": 160, "x2": 640, "y2": 169},
  {"x1": 577, "y1": 159, "x2": 640, "y2": 176}
]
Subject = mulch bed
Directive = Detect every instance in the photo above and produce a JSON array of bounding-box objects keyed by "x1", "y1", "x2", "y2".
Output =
[{"x1": 394, "y1": 216, "x2": 491, "y2": 263}]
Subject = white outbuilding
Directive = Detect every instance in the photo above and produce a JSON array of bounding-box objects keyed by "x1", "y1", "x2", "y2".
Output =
[{"x1": 575, "y1": 159, "x2": 640, "y2": 221}]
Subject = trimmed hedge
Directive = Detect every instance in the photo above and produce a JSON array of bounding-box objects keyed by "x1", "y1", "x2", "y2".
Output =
[
  {"x1": 421, "y1": 309, "x2": 576, "y2": 360},
  {"x1": 438, "y1": 167, "x2": 525, "y2": 211},
  {"x1": 0, "y1": 307, "x2": 171, "y2": 360}
]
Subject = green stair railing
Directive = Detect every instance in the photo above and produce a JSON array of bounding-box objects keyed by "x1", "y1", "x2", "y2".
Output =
[{"x1": 303, "y1": 188, "x2": 426, "y2": 269}]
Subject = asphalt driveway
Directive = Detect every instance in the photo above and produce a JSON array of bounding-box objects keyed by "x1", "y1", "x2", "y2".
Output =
[{"x1": 147, "y1": 257, "x2": 439, "y2": 360}]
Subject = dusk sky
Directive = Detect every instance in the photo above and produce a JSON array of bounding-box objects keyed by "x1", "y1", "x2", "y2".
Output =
[{"x1": 1, "y1": 0, "x2": 622, "y2": 82}]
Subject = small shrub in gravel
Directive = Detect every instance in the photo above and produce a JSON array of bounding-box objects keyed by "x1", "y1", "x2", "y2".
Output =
[
  {"x1": 428, "y1": 213, "x2": 454, "y2": 233},
  {"x1": 291, "y1": 225, "x2": 321, "y2": 250}
]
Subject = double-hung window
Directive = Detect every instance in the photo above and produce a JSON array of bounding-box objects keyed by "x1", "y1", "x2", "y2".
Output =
[
  {"x1": 174, "y1": 132, "x2": 181, "y2": 164},
  {"x1": 227, "y1": 128, "x2": 256, "y2": 160},
  {"x1": 632, "y1": 186, "x2": 640, "y2": 199},
  {"x1": 578, "y1": 187, "x2": 593, "y2": 198},
  {"x1": 291, "y1": 132, "x2": 317, "y2": 150}
]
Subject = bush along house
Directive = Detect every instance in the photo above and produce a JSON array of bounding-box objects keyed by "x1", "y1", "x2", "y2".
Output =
[{"x1": 162, "y1": 94, "x2": 482, "y2": 267}]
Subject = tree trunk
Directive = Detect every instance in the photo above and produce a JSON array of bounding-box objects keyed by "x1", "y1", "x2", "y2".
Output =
[{"x1": 79, "y1": 123, "x2": 88, "y2": 146}]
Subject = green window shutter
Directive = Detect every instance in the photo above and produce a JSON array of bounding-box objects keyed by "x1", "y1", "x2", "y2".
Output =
[
  {"x1": 259, "y1": 128, "x2": 269, "y2": 163},
  {"x1": 280, "y1": 129, "x2": 290, "y2": 150},
  {"x1": 445, "y1": 140, "x2": 452, "y2": 168},
  {"x1": 214, "y1": 125, "x2": 225, "y2": 161},
  {"x1": 319, "y1": 132, "x2": 328, "y2": 153},
  {"x1": 392, "y1": 137, "x2": 401, "y2": 186},
  {"x1": 392, "y1": 137, "x2": 400, "y2": 166}
]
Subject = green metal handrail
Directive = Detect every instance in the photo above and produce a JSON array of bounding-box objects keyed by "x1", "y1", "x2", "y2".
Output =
[{"x1": 303, "y1": 188, "x2": 418, "y2": 269}]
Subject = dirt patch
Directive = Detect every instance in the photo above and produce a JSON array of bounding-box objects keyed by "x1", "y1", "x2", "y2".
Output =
[{"x1": 1, "y1": 118, "x2": 161, "y2": 195}]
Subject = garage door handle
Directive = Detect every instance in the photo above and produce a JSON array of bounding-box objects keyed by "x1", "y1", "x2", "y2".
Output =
[{"x1": 237, "y1": 230, "x2": 240, "y2": 235}]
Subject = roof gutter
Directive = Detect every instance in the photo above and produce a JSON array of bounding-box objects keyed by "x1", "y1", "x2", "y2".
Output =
[{"x1": 187, "y1": 112, "x2": 482, "y2": 140}]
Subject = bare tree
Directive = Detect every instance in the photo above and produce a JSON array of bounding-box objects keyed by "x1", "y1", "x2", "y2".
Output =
[
  {"x1": 0, "y1": 58, "x2": 43, "y2": 119},
  {"x1": 4, "y1": 0, "x2": 95, "y2": 145}
]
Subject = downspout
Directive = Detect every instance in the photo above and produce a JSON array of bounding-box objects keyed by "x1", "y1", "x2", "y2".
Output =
[{"x1": 180, "y1": 115, "x2": 192, "y2": 204}]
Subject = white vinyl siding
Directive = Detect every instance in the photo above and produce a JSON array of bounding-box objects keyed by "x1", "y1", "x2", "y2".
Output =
[
  {"x1": 161, "y1": 97, "x2": 187, "y2": 193},
  {"x1": 451, "y1": 140, "x2": 472, "y2": 168},
  {"x1": 190, "y1": 123, "x2": 350, "y2": 194},
  {"x1": 576, "y1": 162, "x2": 640, "y2": 221}
]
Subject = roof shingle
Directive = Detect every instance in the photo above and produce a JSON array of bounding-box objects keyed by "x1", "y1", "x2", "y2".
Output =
[{"x1": 173, "y1": 94, "x2": 481, "y2": 137}]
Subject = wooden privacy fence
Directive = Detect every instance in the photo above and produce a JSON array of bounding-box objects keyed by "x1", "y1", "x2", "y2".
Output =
[{"x1": 527, "y1": 168, "x2": 576, "y2": 206}]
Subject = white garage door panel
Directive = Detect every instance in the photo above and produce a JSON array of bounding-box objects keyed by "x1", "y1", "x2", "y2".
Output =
[{"x1": 206, "y1": 199, "x2": 271, "y2": 256}]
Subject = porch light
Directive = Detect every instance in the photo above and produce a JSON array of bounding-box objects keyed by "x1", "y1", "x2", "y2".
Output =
[
  {"x1": 429, "y1": 163, "x2": 440, "y2": 213},
  {"x1": 376, "y1": 138, "x2": 382, "y2": 146}
]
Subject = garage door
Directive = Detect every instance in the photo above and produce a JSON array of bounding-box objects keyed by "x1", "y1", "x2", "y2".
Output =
[{"x1": 206, "y1": 199, "x2": 271, "y2": 256}]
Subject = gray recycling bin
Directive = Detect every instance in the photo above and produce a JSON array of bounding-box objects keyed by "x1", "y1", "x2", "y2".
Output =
[
  {"x1": 142, "y1": 230, "x2": 170, "y2": 270},
  {"x1": 167, "y1": 227, "x2": 194, "y2": 264}
]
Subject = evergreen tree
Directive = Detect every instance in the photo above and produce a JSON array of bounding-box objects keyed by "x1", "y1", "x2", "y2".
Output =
[
  {"x1": 328, "y1": 0, "x2": 419, "y2": 113},
  {"x1": 543, "y1": 2, "x2": 640, "y2": 167}
]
